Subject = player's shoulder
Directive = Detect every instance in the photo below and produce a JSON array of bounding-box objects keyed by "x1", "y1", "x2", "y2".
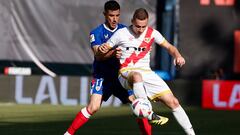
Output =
[
  {"x1": 149, "y1": 27, "x2": 159, "y2": 33},
  {"x1": 112, "y1": 27, "x2": 127, "y2": 37},
  {"x1": 147, "y1": 26, "x2": 156, "y2": 31},
  {"x1": 116, "y1": 25, "x2": 128, "y2": 33},
  {"x1": 90, "y1": 24, "x2": 104, "y2": 35},
  {"x1": 118, "y1": 23, "x2": 126, "y2": 29},
  {"x1": 147, "y1": 26, "x2": 161, "y2": 35}
]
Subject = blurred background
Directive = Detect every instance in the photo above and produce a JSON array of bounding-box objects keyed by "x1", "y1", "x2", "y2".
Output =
[{"x1": 0, "y1": 0, "x2": 240, "y2": 135}]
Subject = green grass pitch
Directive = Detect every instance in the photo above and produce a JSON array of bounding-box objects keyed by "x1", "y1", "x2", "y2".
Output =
[{"x1": 0, "y1": 104, "x2": 239, "y2": 135}]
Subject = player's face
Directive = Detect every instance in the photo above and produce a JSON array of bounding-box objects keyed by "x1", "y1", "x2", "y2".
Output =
[
  {"x1": 104, "y1": 9, "x2": 120, "y2": 30},
  {"x1": 132, "y1": 18, "x2": 148, "y2": 36}
]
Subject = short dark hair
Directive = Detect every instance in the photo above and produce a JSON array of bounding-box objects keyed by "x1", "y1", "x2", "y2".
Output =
[
  {"x1": 104, "y1": 0, "x2": 120, "y2": 12},
  {"x1": 133, "y1": 8, "x2": 149, "y2": 20}
]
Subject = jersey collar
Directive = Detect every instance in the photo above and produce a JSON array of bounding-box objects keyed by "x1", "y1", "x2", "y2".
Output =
[{"x1": 103, "y1": 24, "x2": 118, "y2": 32}]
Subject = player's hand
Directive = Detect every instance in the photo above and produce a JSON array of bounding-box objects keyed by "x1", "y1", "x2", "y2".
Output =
[
  {"x1": 174, "y1": 56, "x2": 185, "y2": 68},
  {"x1": 115, "y1": 47, "x2": 122, "y2": 59},
  {"x1": 98, "y1": 43, "x2": 111, "y2": 54}
]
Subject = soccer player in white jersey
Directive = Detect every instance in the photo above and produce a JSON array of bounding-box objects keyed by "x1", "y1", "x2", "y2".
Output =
[{"x1": 98, "y1": 8, "x2": 196, "y2": 135}]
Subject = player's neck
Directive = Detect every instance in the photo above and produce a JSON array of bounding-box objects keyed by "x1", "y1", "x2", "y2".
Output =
[
  {"x1": 129, "y1": 25, "x2": 144, "y2": 38},
  {"x1": 105, "y1": 22, "x2": 116, "y2": 30},
  {"x1": 103, "y1": 23, "x2": 118, "y2": 32}
]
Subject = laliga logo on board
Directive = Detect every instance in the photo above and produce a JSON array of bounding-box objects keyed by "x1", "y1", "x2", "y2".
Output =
[
  {"x1": 202, "y1": 80, "x2": 240, "y2": 110},
  {"x1": 14, "y1": 76, "x2": 121, "y2": 106}
]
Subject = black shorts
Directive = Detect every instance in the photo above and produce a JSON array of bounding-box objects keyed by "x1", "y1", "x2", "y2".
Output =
[{"x1": 90, "y1": 77, "x2": 133, "y2": 104}]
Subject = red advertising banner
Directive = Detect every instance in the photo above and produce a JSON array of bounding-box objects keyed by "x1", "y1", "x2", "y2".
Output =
[
  {"x1": 200, "y1": 0, "x2": 235, "y2": 6},
  {"x1": 234, "y1": 31, "x2": 240, "y2": 73},
  {"x1": 202, "y1": 80, "x2": 240, "y2": 110}
]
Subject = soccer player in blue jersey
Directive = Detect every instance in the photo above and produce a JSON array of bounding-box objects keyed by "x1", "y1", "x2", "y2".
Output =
[{"x1": 64, "y1": 1, "x2": 157, "y2": 135}]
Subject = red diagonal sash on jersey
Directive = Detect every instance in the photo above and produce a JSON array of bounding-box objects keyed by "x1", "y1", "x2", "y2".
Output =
[{"x1": 121, "y1": 27, "x2": 154, "y2": 69}]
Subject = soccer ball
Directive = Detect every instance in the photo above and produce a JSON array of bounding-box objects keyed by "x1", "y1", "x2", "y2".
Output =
[{"x1": 131, "y1": 98, "x2": 152, "y2": 118}]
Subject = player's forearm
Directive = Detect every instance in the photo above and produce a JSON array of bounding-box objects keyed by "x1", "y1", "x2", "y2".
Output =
[
  {"x1": 95, "y1": 49, "x2": 116, "y2": 60},
  {"x1": 160, "y1": 40, "x2": 182, "y2": 59},
  {"x1": 167, "y1": 45, "x2": 182, "y2": 59},
  {"x1": 92, "y1": 45, "x2": 114, "y2": 60}
]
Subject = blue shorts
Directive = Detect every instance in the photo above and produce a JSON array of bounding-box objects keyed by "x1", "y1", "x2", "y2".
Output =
[{"x1": 90, "y1": 77, "x2": 134, "y2": 104}]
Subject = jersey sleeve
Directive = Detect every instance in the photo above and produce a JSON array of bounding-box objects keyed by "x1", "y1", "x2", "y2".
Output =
[
  {"x1": 90, "y1": 30, "x2": 101, "y2": 47},
  {"x1": 152, "y1": 29, "x2": 166, "y2": 45}
]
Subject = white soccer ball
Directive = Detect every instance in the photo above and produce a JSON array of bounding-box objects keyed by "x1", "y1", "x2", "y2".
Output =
[{"x1": 131, "y1": 98, "x2": 152, "y2": 118}]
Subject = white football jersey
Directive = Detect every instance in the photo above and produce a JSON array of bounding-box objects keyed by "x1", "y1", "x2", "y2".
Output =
[{"x1": 107, "y1": 26, "x2": 165, "y2": 70}]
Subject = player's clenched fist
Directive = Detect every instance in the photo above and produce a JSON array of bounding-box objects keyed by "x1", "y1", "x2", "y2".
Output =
[{"x1": 174, "y1": 56, "x2": 185, "y2": 68}]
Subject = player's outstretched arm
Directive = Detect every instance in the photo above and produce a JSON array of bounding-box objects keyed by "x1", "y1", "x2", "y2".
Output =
[{"x1": 159, "y1": 40, "x2": 185, "y2": 68}]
